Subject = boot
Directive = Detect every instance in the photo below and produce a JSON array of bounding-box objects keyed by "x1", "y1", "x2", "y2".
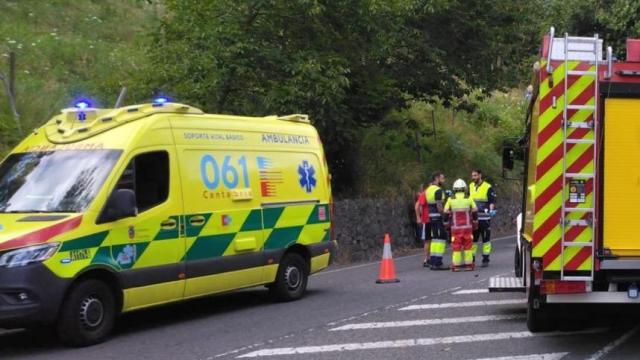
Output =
[
  {"x1": 481, "y1": 256, "x2": 490, "y2": 268},
  {"x1": 430, "y1": 263, "x2": 448, "y2": 271}
]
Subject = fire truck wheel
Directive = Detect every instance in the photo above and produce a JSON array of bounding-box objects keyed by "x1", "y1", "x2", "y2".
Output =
[{"x1": 526, "y1": 299, "x2": 556, "y2": 332}]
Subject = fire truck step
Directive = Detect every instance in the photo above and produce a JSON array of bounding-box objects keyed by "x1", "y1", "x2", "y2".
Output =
[{"x1": 488, "y1": 276, "x2": 525, "y2": 293}]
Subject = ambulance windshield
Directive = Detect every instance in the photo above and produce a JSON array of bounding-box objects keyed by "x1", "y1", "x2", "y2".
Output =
[{"x1": 0, "y1": 150, "x2": 122, "y2": 213}]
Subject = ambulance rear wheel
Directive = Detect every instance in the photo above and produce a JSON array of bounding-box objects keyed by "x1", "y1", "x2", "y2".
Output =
[
  {"x1": 56, "y1": 279, "x2": 117, "y2": 347},
  {"x1": 270, "y1": 253, "x2": 309, "y2": 302}
]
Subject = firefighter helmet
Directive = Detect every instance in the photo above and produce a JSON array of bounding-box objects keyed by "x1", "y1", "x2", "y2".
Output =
[{"x1": 453, "y1": 179, "x2": 467, "y2": 192}]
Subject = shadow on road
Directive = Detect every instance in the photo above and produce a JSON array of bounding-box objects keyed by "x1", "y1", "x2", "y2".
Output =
[{"x1": 0, "y1": 288, "x2": 323, "y2": 353}]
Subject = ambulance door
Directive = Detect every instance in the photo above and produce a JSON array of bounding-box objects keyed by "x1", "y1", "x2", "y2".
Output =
[
  {"x1": 98, "y1": 147, "x2": 186, "y2": 311},
  {"x1": 178, "y1": 147, "x2": 265, "y2": 298},
  {"x1": 257, "y1": 151, "x2": 329, "y2": 282}
]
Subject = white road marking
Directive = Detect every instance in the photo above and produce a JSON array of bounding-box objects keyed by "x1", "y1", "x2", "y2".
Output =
[
  {"x1": 473, "y1": 353, "x2": 569, "y2": 360},
  {"x1": 453, "y1": 289, "x2": 489, "y2": 295},
  {"x1": 236, "y1": 329, "x2": 605, "y2": 358},
  {"x1": 585, "y1": 325, "x2": 640, "y2": 360},
  {"x1": 329, "y1": 314, "x2": 525, "y2": 331},
  {"x1": 399, "y1": 298, "x2": 526, "y2": 311}
]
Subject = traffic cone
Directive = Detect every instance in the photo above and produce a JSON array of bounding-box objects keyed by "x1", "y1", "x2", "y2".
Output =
[{"x1": 376, "y1": 233, "x2": 400, "y2": 284}]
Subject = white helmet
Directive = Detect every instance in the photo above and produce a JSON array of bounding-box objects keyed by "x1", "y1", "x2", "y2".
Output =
[{"x1": 453, "y1": 178, "x2": 467, "y2": 192}]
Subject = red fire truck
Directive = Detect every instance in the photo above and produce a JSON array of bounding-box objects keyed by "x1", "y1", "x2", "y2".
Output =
[{"x1": 492, "y1": 27, "x2": 640, "y2": 331}]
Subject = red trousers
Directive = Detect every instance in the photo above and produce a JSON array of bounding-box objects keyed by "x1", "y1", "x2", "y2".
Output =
[
  {"x1": 451, "y1": 229, "x2": 474, "y2": 267},
  {"x1": 452, "y1": 229, "x2": 473, "y2": 251}
]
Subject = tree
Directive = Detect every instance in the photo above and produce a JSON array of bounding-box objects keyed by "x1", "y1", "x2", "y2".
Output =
[{"x1": 147, "y1": 0, "x2": 544, "y2": 192}]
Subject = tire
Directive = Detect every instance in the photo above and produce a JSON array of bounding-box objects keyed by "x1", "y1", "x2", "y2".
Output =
[
  {"x1": 270, "y1": 253, "x2": 309, "y2": 302},
  {"x1": 526, "y1": 294, "x2": 555, "y2": 332},
  {"x1": 514, "y1": 247, "x2": 523, "y2": 277},
  {"x1": 56, "y1": 279, "x2": 117, "y2": 347}
]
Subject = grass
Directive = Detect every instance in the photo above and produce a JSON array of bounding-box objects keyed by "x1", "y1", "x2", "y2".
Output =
[{"x1": 0, "y1": 0, "x2": 159, "y2": 153}]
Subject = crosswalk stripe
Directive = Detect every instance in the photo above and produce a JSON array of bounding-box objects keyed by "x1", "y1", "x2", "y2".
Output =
[
  {"x1": 453, "y1": 289, "x2": 489, "y2": 295},
  {"x1": 473, "y1": 353, "x2": 569, "y2": 360},
  {"x1": 399, "y1": 299, "x2": 526, "y2": 311},
  {"x1": 236, "y1": 329, "x2": 605, "y2": 358},
  {"x1": 329, "y1": 314, "x2": 526, "y2": 331},
  {"x1": 586, "y1": 325, "x2": 640, "y2": 360}
]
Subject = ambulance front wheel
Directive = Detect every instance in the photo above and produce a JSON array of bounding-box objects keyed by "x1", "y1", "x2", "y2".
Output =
[
  {"x1": 270, "y1": 253, "x2": 309, "y2": 302},
  {"x1": 56, "y1": 279, "x2": 117, "y2": 347}
]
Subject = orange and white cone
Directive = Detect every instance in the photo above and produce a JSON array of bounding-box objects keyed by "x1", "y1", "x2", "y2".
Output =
[{"x1": 376, "y1": 233, "x2": 400, "y2": 284}]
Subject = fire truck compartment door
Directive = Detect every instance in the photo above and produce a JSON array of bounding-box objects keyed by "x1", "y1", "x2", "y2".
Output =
[{"x1": 604, "y1": 98, "x2": 640, "y2": 256}]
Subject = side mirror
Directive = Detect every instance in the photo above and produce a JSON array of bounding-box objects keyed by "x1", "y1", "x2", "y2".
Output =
[
  {"x1": 502, "y1": 146, "x2": 515, "y2": 171},
  {"x1": 99, "y1": 189, "x2": 137, "y2": 223}
]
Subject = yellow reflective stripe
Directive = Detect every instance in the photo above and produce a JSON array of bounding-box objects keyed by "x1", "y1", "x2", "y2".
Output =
[
  {"x1": 546, "y1": 252, "x2": 562, "y2": 270},
  {"x1": 464, "y1": 251, "x2": 473, "y2": 265},
  {"x1": 533, "y1": 192, "x2": 562, "y2": 230},
  {"x1": 482, "y1": 242, "x2": 492, "y2": 255},
  {"x1": 577, "y1": 255, "x2": 593, "y2": 271},
  {"x1": 532, "y1": 224, "x2": 561, "y2": 258},
  {"x1": 430, "y1": 239, "x2": 446, "y2": 256},
  {"x1": 426, "y1": 185, "x2": 442, "y2": 203},
  {"x1": 539, "y1": 62, "x2": 568, "y2": 99},
  {"x1": 535, "y1": 132, "x2": 562, "y2": 166},
  {"x1": 452, "y1": 251, "x2": 463, "y2": 266},
  {"x1": 567, "y1": 144, "x2": 594, "y2": 174},
  {"x1": 539, "y1": 65, "x2": 594, "y2": 133}
]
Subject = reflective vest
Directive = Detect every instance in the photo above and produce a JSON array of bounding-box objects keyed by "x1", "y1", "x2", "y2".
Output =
[
  {"x1": 425, "y1": 184, "x2": 443, "y2": 219},
  {"x1": 445, "y1": 192, "x2": 477, "y2": 230},
  {"x1": 470, "y1": 181, "x2": 492, "y2": 220}
]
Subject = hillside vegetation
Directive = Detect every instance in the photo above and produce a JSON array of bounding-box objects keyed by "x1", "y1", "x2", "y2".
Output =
[
  {"x1": 0, "y1": 0, "x2": 156, "y2": 152},
  {"x1": 2, "y1": 0, "x2": 640, "y2": 197}
]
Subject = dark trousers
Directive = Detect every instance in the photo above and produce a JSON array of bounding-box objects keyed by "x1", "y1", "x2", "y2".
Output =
[{"x1": 473, "y1": 220, "x2": 491, "y2": 260}]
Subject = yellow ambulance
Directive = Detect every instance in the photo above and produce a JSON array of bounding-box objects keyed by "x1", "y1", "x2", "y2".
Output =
[{"x1": 0, "y1": 99, "x2": 334, "y2": 346}]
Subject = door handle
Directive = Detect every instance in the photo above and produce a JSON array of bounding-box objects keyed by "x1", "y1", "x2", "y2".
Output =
[
  {"x1": 161, "y1": 218, "x2": 178, "y2": 230},
  {"x1": 189, "y1": 215, "x2": 206, "y2": 226}
]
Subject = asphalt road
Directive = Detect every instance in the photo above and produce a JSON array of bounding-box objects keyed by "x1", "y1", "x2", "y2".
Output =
[{"x1": 2, "y1": 236, "x2": 640, "y2": 359}]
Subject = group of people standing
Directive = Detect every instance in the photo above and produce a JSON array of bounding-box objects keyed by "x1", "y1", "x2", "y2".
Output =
[{"x1": 414, "y1": 170, "x2": 496, "y2": 271}]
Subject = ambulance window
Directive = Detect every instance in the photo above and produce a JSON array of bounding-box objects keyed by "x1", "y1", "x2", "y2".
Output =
[{"x1": 114, "y1": 151, "x2": 169, "y2": 212}]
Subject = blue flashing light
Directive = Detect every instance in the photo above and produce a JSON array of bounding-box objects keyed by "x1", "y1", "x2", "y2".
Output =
[
  {"x1": 153, "y1": 97, "x2": 169, "y2": 105},
  {"x1": 75, "y1": 100, "x2": 91, "y2": 109}
]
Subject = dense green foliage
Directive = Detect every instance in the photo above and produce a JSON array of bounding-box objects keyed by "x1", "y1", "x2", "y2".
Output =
[
  {"x1": 147, "y1": 0, "x2": 543, "y2": 191},
  {"x1": 2, "y1": 0, "x2": 640, "y2": 196},
  {"x1": 355, "y1": 90, "x2": 526, "y2": 196},
  {"x1": 0, "y1": 0, "x2": 156, "y2": 153}
]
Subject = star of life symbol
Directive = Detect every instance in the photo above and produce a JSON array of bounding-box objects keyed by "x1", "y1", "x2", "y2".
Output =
[
  {"x1": 116, "y1": 244, "x2": 136, "y2": 266},
  {"x1": 298, "y1": 160, "x2": 317, "y2": 193}
]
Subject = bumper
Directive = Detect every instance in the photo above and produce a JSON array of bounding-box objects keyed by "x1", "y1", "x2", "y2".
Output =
[
  {"x1": 309, "y1": 240, "x2": 337, "y2": 267},
  {"x1": 0, "y1": 263, "x2": 69, "y2": 328}
]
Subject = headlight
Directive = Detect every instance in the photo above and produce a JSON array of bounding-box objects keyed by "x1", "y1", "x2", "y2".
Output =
[{"x1": 0, "y1": 243, "x2": 60, "y2": 268}]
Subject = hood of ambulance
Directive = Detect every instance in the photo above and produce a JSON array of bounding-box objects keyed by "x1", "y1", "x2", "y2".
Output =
[{"x1": 0, "y1": 213, "x2": 82, "y2": 252}]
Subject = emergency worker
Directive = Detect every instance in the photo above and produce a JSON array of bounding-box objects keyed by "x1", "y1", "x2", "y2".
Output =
[
  {"x1": 470, "y1": 169, "x2": 497, "y2": 267},
  {"x1": 425, "y1": 172, "x2": 448, "y2": 270},
  {"x1": 415, "y1": 187, "x2": 431, "y2": 267},
  {"x1": 444, "y1": 179, "x2": 478, "y2": 271}
]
